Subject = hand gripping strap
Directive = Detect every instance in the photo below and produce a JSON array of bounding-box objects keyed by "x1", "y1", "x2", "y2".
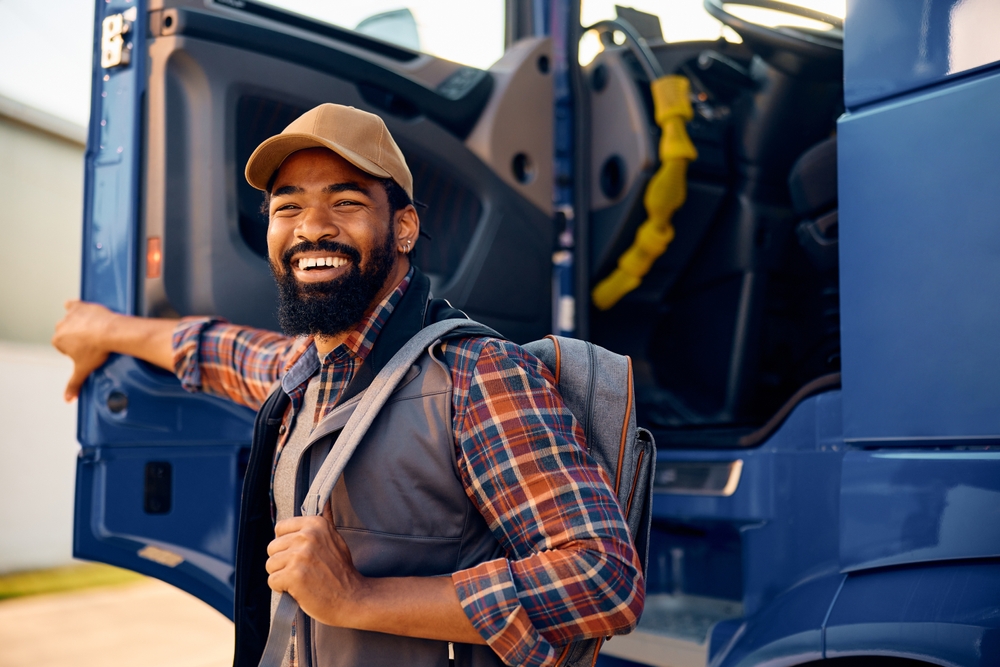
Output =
[{"x1": 258, "y1": 318, "x2": 492, "y2": 667}]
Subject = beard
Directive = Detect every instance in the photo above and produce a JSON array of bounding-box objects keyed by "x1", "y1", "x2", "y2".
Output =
[{"x1": 270, "y1": 222, "x2": 397, "y2": 339}]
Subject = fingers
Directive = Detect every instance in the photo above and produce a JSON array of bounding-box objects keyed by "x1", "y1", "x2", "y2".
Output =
[
  {"x1": 267, "y1": 571, "x2": 288, "y2": 594},
  {"x1": 274, "y1": 516, "x2": 314, "y2": 538},
  {"x1": 267, "y1": 516, "x2": 346, "y2": 560},
  {"x1": 265, "y1": 547, "x2": 290, "y2": 574},
  {"x1": 64, "y1": 368, "x2": 87, "y2": 403},
  {"x1": 266, "y1": 556, "x2": 294, "y2": 594},
  {"x1": 267, "y1": 533, "x2": 289, "y2": 557}
]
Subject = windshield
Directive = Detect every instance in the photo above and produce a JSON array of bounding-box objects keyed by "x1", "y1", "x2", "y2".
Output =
[
  {"x1": 254, "y1": 1, "x2": 506, "y2": 70},
  {"x1": 580, "y1": 1, "x2": 844, "y2": 65},
  {"x1": 581, "y1": 0, "x2": 844, "y2": 41},
  {"x1": 257, "y1": 1, "x2": 845, "y2": 72}
]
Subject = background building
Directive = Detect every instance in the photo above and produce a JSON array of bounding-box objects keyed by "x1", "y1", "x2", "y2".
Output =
[
  {"x1": 0, "y1": 95, "x2": 86, "y2": 573},
  {"x1": 0, "y1": 0, "x2": 92, "y2": 573}
]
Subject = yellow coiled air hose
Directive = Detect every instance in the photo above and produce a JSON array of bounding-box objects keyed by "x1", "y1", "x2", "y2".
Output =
[{"x1": 592, "y1": 75, "x2": 697, "y2": 310}]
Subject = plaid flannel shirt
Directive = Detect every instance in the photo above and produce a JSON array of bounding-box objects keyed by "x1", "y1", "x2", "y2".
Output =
[{"x1": 172, "y1": 269, "x2": 643, "y2": 666}]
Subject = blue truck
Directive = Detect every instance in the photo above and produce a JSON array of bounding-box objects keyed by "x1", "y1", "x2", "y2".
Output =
[{"x1": 74, "y1": 1, "x2": 1000, "y2": 665}]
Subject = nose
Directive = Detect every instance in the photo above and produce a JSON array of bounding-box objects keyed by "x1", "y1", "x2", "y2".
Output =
[{"x1": 293, "y1": 205, "x2": 340, "y2": 244}]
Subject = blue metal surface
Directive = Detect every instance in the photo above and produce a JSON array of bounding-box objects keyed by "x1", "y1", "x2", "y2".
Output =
[
  {"x1": 838, "y1": 67, "x2": 1000, "y2": 446},
  {"x1": 80, "y1": 356, "x2": 255, "y2": 446},
  {"x1": 825, "y1": 560, "x2": 1000, "y2": 665},
  {"x1": 80, "y1": 0, "x2": 143, "y2": 318},
  {"x1": 74, "y1": 446, "x2": 240, "y2": 617},
  {"x1": 713, "y1": 574, "x2": 843, "y2": 667},
  {"x1": 845, "y1": 0, "x2": 1000, "y2": 109},
  {"x1": 547, "y1": 0, "x2": 576, "y2": 336},
  {"x1": 841, "y1": 450, "x2": 1000, "y2": 571},
  {"x1": 654, "y1": 391, "x2": 844, "y2": 616}
]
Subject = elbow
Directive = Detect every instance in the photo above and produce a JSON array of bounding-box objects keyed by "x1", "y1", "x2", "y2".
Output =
[
  {"x1": 585, "y1": 548, "x2": 646, "y2": 638},
  {"x1": 607, "y1": 564, "x2": 646, "y2": 636}
]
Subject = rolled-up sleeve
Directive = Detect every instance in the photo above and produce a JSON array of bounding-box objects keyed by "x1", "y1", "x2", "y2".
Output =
[
  {"x1": 172, "y1": 317, "x2": 303, "y2": 410},
  {"x1": 447, "y1": 340, "x2": 644, "y2": 666}
]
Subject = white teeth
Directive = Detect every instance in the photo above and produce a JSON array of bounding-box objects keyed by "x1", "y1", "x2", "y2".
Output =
[{"x1": 297, "y1": 256, "x2": 347, "y2": 270}]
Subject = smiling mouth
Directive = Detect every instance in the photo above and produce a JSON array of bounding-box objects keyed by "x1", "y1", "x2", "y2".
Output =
[{"x1": 296, "y1": 256, "x2": 350, "y2": 271}]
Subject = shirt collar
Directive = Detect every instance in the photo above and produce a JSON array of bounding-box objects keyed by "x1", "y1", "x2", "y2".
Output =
[
  {"x1": 280, "y1": 267, "x2": 414, "y2": 393},
  {"x1": 337, "y1": 266, "x2": 414, "y2": 363}
]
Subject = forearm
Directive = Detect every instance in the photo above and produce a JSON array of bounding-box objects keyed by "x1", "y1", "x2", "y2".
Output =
[
  {"x1": 53, "y1": 301, "x2": 181, "y2": 401},
  {"x1": 455, "y1": 546, "x2": 643, "y2": 648},
  {"x1": 341, "y1": 576, "x2": 485, "y2": 644},
  {"x1": 102, "y1": 312, "x2": 178, "y2": 370}
]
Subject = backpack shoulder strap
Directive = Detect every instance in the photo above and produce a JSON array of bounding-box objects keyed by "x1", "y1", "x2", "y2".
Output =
[{"x1": 300, "y1": 318, "x2": 491, "y2": 516}]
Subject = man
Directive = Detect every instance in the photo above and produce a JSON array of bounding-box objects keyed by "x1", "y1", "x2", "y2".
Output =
[{"x1": 53, "y1": 104, "x2": 643, "y2": 667}]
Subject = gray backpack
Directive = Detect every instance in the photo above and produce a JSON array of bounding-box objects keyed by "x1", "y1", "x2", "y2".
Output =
[{"x1": 261, "y1": 318, "x2": 656, "y2": 667}]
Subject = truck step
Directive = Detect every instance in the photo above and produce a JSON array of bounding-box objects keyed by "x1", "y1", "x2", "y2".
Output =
[{"x1": 601, "y1": 594, "x2": 743, "y2": 667}]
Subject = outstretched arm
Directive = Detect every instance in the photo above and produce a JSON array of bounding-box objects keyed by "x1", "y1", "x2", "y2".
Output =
[{"x1": 52, "y1": 300, "x2": 177, "y2": 402}]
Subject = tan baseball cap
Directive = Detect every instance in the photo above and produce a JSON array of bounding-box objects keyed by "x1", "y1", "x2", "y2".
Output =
[{"x1": 244, "y1": 103, "x2": 413, "y2": 198}]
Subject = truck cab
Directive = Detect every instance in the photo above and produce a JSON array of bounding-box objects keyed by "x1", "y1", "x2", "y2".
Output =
[{"x1": 75, "y1": 1, "x2": 1000, "y2": 665}]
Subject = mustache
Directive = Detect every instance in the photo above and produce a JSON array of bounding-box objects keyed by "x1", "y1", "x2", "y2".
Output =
[{"x1": 279, "y1": 240, "x2": 362, "y2": 272}]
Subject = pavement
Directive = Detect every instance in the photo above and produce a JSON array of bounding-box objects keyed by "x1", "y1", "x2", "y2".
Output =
[{"x1": 0, "y1": 578, "x2": 233, "y2": 667}]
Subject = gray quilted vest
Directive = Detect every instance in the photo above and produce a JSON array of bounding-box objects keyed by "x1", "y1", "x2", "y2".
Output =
[
  {"x1": 284, "y1": 348, "x2": 505, "y2": 667},
  {"x1": 262, "y1": 319, "x2": 654, "y2": 667}
]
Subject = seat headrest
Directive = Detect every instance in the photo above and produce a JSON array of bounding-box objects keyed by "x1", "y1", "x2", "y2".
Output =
[{"x1": 788, "y1": 136, "x2": 838, "y2": 218}]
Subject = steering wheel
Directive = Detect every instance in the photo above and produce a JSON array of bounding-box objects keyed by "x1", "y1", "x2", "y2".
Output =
[{"x1": 704, "y1": 0, "x2": 842, "y2": 79}]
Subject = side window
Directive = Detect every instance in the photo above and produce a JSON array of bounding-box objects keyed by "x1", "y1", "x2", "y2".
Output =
[
  {"x1": 233, "y1": 3, "x2": 504, "y2": 286},
  {"x1": 257, "y1": 2, "x2": 506, "y2": 69}
]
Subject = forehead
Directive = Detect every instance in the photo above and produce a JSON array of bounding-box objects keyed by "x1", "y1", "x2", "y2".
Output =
[{"x1": 270, "y1": 147, "x2": 378, "y2": 191}]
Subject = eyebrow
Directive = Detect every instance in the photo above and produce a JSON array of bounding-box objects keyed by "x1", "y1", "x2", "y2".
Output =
[
  {"x1": 272, "y1": 185, "x2": 303, "y2": 197},
  {"x1": 270, "y1": 182, "x2": 373, "y2": 198},
  {"x1": 324, "y1": 182, "x2": 372, "y2": 197}
]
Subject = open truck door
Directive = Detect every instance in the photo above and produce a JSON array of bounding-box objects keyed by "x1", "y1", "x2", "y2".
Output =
[{"x1": 75, "y1": 0, "x2": 556, "y2": 617}]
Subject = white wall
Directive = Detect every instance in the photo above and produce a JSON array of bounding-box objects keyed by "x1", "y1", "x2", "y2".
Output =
[
  {"x1": 0, "y1": 101, "x2": 86, "y2": 573},
  {"x1": 0, "y1": 344, "x2": 79, "y2": 573},
  {"x1": 0, "y1": 110, "x2": 85, "y2": 344}
]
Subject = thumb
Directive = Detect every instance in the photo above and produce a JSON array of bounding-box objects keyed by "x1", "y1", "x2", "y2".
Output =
[
  {"x1": 322, "y1": 500, "x2": 335, "y2": 525},
  {"x1": 64, "y1": 365, "x2": 89, "y2": 402}
]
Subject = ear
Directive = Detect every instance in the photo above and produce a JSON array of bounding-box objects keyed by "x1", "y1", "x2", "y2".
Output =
[{"x1": 395, "y1": 204, "x2": 420, "y2": 253}]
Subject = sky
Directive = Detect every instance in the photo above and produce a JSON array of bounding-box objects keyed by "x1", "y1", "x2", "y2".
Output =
[
  {"x1": 0, "y1": 0, "x2": 95, "y2": 127},
  {"x1": 0, "y1": 0, "x2": 845, "y2": 130}
]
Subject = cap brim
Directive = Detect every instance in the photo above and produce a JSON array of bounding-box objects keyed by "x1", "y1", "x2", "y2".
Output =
[{"x1": 245, "y1": 133, "x2": 393, "y2": 191}]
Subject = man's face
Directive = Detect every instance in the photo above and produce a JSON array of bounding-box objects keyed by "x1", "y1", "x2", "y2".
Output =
[{"x1": 265, "y1": 147, "x2": 408, "y2": 338}]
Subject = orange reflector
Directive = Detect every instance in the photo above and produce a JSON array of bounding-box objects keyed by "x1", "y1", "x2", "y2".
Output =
[{"x1": 147, "y1": 237, "x2": 162, "y2": 279}]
